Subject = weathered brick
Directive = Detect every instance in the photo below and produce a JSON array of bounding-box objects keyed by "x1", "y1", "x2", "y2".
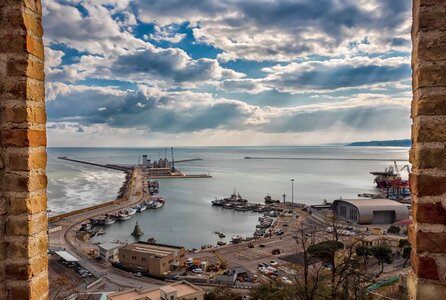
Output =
[
  {"x1": 0, "y1": 129, "x2": 46, "y2": 147},
  {"x1": 413, "y1": 61, "x2": 446, "y2": 90},
  {"x1": 8, "y1": 194, "x2": 47, "y2": 215},
  {"x1": 415, "y1": 31, "x2": 446, "y2": 62},
  {"x1": 10, "y1": 273, "x2": 48, "y2": 300},
  {"x1": 410, "y1": 173, "x2": 446, "y2": 196},
  {"x1": 409, "y1": 147, "x2": 446, "y2": 170},
  {"x1": 6, "y1": 58, "x2": 44, "y2": 81},
  {"x1": 5, "y1": 213, "x2": 47, "y2": 236},
  {"x1": 411, "y1": 252, "x2": 440, "y2": 280},
  {"x1": 8, "y1": 151, "x2": 47, "y2": 171},
  {"x1": 5, "y1": 254, "x2": 47, "y2": 280},
  {"x1": 411, "y1": 88, "x2": 446, "y2": 117},
  {"x1": 7, "y1": 234, "x2": 48, "y2": 258},
  {"x1": 24, "y1": 0, "x2": 43, "y2": 14},
  {"x1": 4, "y1": 106, "x2": 46, "y2": 124},
  {"x1": 412, "y1": 116, "x2": 446, "y2": 143},
  {"x1": 4, "y1": 173, "x2": 47, "y2": 193},
  {"x1": 409, "y1": 228, "x2": 446, "y2": 253},
  {"x1": 22, "y1": 11, "x2": 43, "y2": 37},
  {"x1": 1, "y1": 79, "x2": 45, "y2": 102},
  {"x1": 413, "y1": 201, "x2": 446, "y2": 224},
  {"x1": 413, "y1": 2, "x2": 446, "y2": 33},
  {"x1": 26, "y1": 35, "x2": 44, "y2": 60}
]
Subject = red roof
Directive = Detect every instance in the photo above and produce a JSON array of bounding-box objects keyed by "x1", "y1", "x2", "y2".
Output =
[{"x1": 394, "y1": 219, "x2": 413, "y2": 225}]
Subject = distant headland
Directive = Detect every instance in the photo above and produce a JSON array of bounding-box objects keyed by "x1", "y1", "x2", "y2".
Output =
[{"x1": 346, "y1": 139, "x2": 411, "y2": 147}]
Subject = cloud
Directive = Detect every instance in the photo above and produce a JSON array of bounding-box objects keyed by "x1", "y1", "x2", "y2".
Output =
[
  {"x1": 46, "y1": 83, "x2": 410, "y2": 137},
  {"x1": 136, "y1": 0, "x2": 411, "y2": 61},
  {"x1": 110, "y1": 48, "x2": 244, "y2": 86},
  {"x1": 260, "y1": 56, "x2": 411, "y2": 94}
]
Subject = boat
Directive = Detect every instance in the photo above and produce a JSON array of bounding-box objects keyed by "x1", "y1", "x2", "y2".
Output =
[
  {"x1": 217, "y1": 241, "x2": 227, "y2": 246},
  {"x1": 219, "y1": 233, "x2": 226, "y2": 238},
  {"x1": 153, "y1": 201, "x2": 164, "y2": 209},
  {"x1": 104, "y1": 217, "x2": 115, "y2": 225},
  {"x1": 223, "y1": 203, "x2": 234, "y2": 209},
  {"x1": 231, "y1": 235, "x2": 242, "y2": 244},
  {"x1": 370, "y1": 161, "x2": 409, "y2": 188},
  {"x1": 80, "y1": 223, "x2": 92, "y2": 230},
  {"x1": 118, "y1": 213, "x2": 131, "y2": 221},
  {"x1": 147, "y1": 237, "x2": 156, "y2": 244},
  {"x1": 264, "y1": 194, "x2": 279, "y2": 204},
  {"x1": 212, "y1": 199, "x2": 225, "y2": 206},
  {"x1": 234, "y1": 206, "x2": 250, "y2": 211},
  {"x1": 97, "y1": 229, "x2": 105, "y2": 236}
]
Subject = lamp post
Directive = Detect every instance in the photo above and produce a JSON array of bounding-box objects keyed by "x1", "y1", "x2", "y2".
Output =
[
  {"x1": 291, "y1": 179, "x2": 295, "y2": 219},
  {"x1": 291, "y1": 179, "x2": 295, "y2": 205}
]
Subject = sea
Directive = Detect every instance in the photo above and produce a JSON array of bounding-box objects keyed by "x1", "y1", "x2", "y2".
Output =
[{"x1": 47, "y1": 146, "x2": 410, "y2": 249}]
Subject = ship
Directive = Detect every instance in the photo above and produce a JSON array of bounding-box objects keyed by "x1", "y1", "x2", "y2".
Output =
[
  {"x1": 264, "y1": 194, "x2": 279, "y2": 204},
  {"x1": 370, "y1": 161, "x2": 410, "y2": 188}
]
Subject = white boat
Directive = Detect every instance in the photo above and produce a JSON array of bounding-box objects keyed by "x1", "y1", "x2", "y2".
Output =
[
  {"x1": 154, "y1": 201, "x2": 164, "y2": 209},
  {"x1": 127, "y1": 208, "x2": 137, "y2": 216},
  {"x1": 104, "y1": 217, "x2": 115, "y2": 225},
  {"x1": 139, "y1": 204, "x2": 147, "y2": 212},
  {"x1": 118, "y1": 214, "x2": 131, "y2": 221}
]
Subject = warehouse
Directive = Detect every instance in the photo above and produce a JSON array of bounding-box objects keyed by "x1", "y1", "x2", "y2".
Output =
[{"x1": 332, "y1": 199, "x2": 409, "y2": 225}]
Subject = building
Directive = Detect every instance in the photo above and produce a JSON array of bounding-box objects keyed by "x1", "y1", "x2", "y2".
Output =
[
  {"x1": 98, "y1": 241, "x2": 127, "y2": 262},
  {"x1": 354, "y1": 235, "x2": 404, "y2": 255},
  {"x1": 332, "y1": 199, "x2": 409, "y2": 225},
  {"x1": 118, "y1": 242, "x2": 186, "y2": 277},
  {"x1": 107, "y1": 281, "x2": 204, "y2": 300}
]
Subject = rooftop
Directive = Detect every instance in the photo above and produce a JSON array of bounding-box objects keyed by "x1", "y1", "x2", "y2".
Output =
[
  {"x1": 98, "y1": 241, "x2": 127, "y2": 251},
  {"x1": 121, "y1": 242, "x2": 183, "y2": 258},
  {"x1": 108, "y1": 281, "x2": 203, "y2": 300},
  {"x1": 333, "y1": 198, "x2": 407, "y2": 209}
]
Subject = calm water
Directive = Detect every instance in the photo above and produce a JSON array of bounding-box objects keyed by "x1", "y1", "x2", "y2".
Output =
[{"x1": 47, "y1": 146, "x2": 409, "y2": 248}]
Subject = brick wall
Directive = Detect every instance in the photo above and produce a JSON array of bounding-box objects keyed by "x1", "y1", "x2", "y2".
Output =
[
  {"x1": 0, "y1": 0, "x2": 48, "y2": 299},
  {"x1": 408, "y1": 0, "x2": 446, "y2": 298}
]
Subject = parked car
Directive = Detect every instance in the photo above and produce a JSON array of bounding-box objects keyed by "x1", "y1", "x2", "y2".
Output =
[
  {"x1": 192, "y1": 268, "x2": 203, "y2": 274},
  {"x1": 270, "y1": 260, "x2": 279, "y2": 267}
]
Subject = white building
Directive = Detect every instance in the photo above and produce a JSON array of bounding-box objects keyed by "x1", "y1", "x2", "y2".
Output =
[{"x1": 98, "y1": 241, "x2": 127, "y2": 262}]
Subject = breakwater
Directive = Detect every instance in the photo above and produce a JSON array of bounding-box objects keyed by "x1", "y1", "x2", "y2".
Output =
[{"x1": 244, "y1": 156, "x2": 408, "y2": 162}]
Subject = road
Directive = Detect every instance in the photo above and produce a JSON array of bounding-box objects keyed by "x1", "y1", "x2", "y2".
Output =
[{"x1": 49, "y1": 166, "x2": 164, "y2": 291}]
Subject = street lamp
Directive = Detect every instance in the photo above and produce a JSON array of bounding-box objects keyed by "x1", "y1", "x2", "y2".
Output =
[
  {"x1": 291, "y1": 179, "x2": 295, "y2": 219},
  {"x1": 291, "y1": 179, "x2": 294, "y2": 205}
]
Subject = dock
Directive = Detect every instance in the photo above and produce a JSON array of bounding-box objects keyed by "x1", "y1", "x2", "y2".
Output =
[
  {"x1": 244, "y1": 156, "x2": 408, "y2": 162},
  {"x1": 58, "y1": 157, "x2": 133, "y2": 171}
]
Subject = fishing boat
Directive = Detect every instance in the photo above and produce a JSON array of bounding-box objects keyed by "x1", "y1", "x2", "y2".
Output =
[
  {"x1": 80, "y1": 223, "x2": 92, "y2": 230},
  {"x1": 212, "y1": 199, "x2": 225, "y2": 206},
  {"x1": 127, "y1": 208, "x2": 137, "y2": 216},
  {"x1": 264, "y1": 194, "x2": 279, "y2": 204},
  {"x1": 219, "y1": 233, "x2": 226, "y2": 238},
  {"x1": 104, "y1": 217, "x2": 116, "y2": 225},
  {"x1": 234, "y1": 206, "x2": 250, "y2": 211},
  {"x1": 231, "y1": 235, "x2": 243, "y2": 244},
  {"x1": 118, "y1": 213, "x2": 131, "y2": 221},
  {"x1": 217, "y1": 241, "x2": 227, "y2": 246},
  {"x1": 147, "y1": 237, "x2": 156, "y2": 244}
]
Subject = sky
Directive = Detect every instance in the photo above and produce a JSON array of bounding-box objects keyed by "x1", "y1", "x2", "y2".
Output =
[{"x1": 43, "y1": 0, "x2": 412, "y2": 147}]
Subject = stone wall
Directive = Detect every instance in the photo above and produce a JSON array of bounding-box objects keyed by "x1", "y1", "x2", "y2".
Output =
[
  {"x1": 408, "y1": 0, "x2": 446, "y2": 299},
  {"x1": 0, "y1": 0, "x2": 48, "y2": 299}
]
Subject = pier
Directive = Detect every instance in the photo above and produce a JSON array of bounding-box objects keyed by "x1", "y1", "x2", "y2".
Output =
[
  {"x1": 58, "y1": 156, "x2": 133, "y2": 171},
  {"x1": 244, "y1": 156, "x2": 408, "y2": 162}
]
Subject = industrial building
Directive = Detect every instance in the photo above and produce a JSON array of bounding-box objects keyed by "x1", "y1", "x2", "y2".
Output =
[
  {"x1": 332, "y1": 198, "x2": 409, "y2": 225},
  {"x1": 118, "y1": 242, "x2": 186, "y2": 277},
  {"x1": 98, "y1": 241, "x2": 127, "y2": 262},
  {"x1": 107, "y1": 281, "x2": 204, "y2": 300}
]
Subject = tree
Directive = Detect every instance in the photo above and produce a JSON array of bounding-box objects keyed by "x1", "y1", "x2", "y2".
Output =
[
  {"x1": 387, "y1": 225, "x2": 400, "y2": 234},
  {"x1": 308, "y1": 240, "x2": 344, "y2": 263},
  {"x1": 399, "y1": 239, "x2": 411, "y2": 268},
  {"x1": 398, "y1": 239, "x2": 410, "y2": 248},
  {"x1": 355, "y1": 244, "x2": 371, "y2": 268},
  {"x1": 205, "y1": 287, "x2": 243, "y2": 300},
  {"x1": 370, "y1": 245, "x2": 393, "y2": 277}
]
